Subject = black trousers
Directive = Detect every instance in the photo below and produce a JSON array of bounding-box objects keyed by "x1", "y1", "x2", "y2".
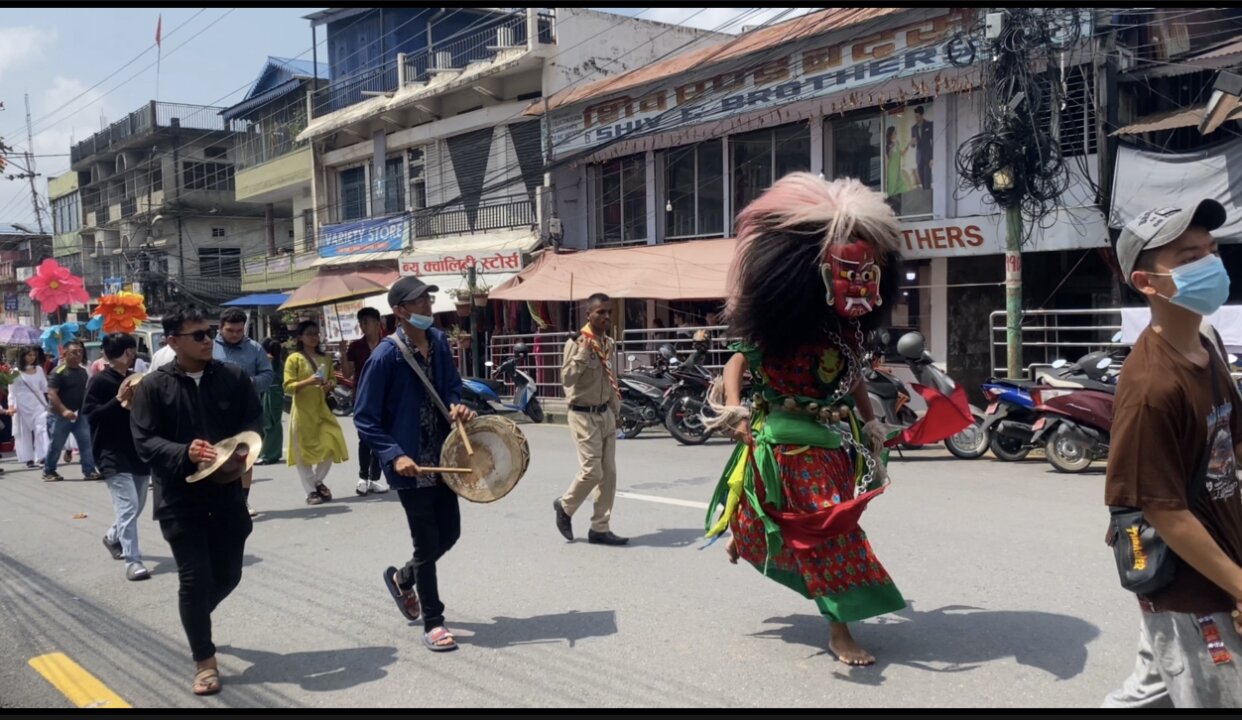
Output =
[
  {"x1": 358, "y1": 440, "x2": 381, "y2": 481},
  {"x1": 159, "y1": 501, "x2": 253, "y2": 661},
  {"x1": 396, "y1": 484, "x2": 461, "y2": 631}
]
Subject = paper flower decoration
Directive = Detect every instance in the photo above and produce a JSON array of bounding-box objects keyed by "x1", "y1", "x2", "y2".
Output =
[
  {"x1": 26, "y1": 258, "x2": 90, "y2": 312},
  {"x1": 94, "y1": 291, "x2": 148, "y2": 333},
  {"x1": 39, "y1": 321, "x2": 83, "y2": 358},
  {"x1": 85, "y1": 314, "x2": 104, "y2": 332}
]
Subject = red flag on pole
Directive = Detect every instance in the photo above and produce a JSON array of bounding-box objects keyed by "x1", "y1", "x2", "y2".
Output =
[{"x1": 155, "y1": 14, "x2": 162, "y2": 48}]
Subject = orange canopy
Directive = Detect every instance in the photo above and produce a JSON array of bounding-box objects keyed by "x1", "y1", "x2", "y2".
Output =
[{"x1": 490, "y1": 238, "x2": 736, "y2": 301}]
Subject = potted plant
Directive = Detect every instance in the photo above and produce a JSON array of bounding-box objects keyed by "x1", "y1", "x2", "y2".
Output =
[
  {"x1": 449, "y1": 325, "x2": 471, "y2": 351},
  {"x1": 450, "y1": 288, "x2": 472, "y2": 317}
]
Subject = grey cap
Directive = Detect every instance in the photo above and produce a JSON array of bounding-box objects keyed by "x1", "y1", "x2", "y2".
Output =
[
  {"x1": 387, "y1": 275, "x2": 439, "y2": 308},
  {"x1": 1116, "y1": 199, "x2": 1226, "y2": 287}
]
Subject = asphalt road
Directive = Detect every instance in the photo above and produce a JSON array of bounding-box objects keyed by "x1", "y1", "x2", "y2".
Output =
[{"x1": 0, "y1": 417, "x2": 1140, "y2": 708}]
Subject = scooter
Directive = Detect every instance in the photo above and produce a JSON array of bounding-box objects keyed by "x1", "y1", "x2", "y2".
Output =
[
  {"x1": 460, "y1": 343, "x2": 544, "y2": 423},
  {"x1": 867, "y1": 330, "x2": 989, "y2": 459},
  {"x1": 1028, "y1": 349, "x2": 1125, "y2": 473},
  {"x1": 663, "y1": 332, "x2": 718, "y2": 445},
  {"x1": 618, "y1": 345, "x2": 680, "y2": 439},
  {"x1": 328, "y1": 370, "x2": 355, "y2": 417}
]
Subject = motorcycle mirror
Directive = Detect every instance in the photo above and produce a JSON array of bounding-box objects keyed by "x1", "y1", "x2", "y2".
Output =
[
  {"x1": 627, "y1": 354, "x2": 636, "y2": 362},
  {"x1": 1096, "y1": 357, "x2": 1112, "y2": 371},
  {"x1": 1230, "y1": 353, "x2": 1239, "y2": 365},
  {"x1": 1111, "y1": 331, "x2": 1124, "y2": 343},
  {"x1": 895, "y1": 331, "x2": 926, "y2": 360},
  {"x1": 1051, "y1": 359, "x2": 1068, "y2": 369},
  {"x1": 484, "y1": 360, "x2": 494, "y2": 367}
]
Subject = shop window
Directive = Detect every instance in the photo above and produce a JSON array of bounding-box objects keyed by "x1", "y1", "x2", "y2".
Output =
[
  {"x1": 182, "y1": 161, "x2": 235, "y2": 192},
  {"x1": 830, "y1": 102, "x2": 934, "y2": 218},
  {"x1": 665, "y1": 141, "x2": 724, "y2": 239},
  {"x1": 596, "y1": 154, "x2": 647, "y2": 247},
  {"x1": 384, "y1": 157, "x2": 405, "y2": 214},
  {"x1": 730, "y1": 122, "x2": 811, "y2": 216},
  {"x1": 198, "y1": 247, "x2": 241, "y2": 277},
  {"x1": 340, "y1": 166, "x2": 368, "y2": 221}
]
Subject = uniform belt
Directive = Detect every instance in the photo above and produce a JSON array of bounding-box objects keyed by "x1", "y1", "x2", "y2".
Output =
[{"x1": 569, "y1": 403, "x2": 610, "y2": 414}]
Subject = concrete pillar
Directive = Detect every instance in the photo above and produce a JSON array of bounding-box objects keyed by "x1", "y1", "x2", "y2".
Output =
[
  {"x1": 645, "y1": 149, "x2": 658, "y2": 245},
  {"x1": 930, "y1": 257, "x2": 949, "y2": 364},
  {"x1": 265, "y1": 204, "x2": 276, "y2": 256},
  {"x1": 809, "y1": 115, "x2": 825, "y2": 177}
]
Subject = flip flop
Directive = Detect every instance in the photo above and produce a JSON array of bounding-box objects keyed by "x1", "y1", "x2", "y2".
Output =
[
  {"x1": 382, "y1": 566, "x2": 420, "y2": 622},
  {"x1": 192, "y1": 666, "x2": 221, "y2": 696},
  {"x1": 423, "y1": 626, "x2": 458, "y2": 652}
]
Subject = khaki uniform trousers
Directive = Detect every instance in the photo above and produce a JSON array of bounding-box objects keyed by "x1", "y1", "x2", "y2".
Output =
[{"x1": 561, "y1": 408, "x2": 617, "y2": 533}]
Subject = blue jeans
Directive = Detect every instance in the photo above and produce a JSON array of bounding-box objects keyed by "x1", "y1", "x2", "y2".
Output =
[
  {"x1": 104, "y1": 473, "x2": 150, "y2": 563},
  {"x1": 44, "y1": 414, "x2": 98, "y2": 476}
]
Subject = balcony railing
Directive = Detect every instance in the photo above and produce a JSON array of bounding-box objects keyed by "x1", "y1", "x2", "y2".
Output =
[
  {"x1": 234, "y1": 102, "x2": 310, "y2": 171},
  {"x1": 71, "y1": 101, "x2": 245, "y2": 165},
  {"x1": 412, "y1": 195, "x2": 535, "y2": 239},
  {"x1": 313, "y1": 10, "x2": 555, "y2": 117},
  {"x1": 121, "y1": 197, "x2": 137, "y2": 218}
]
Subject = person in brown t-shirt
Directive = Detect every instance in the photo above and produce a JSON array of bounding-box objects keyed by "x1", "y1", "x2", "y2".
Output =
[{"x1": 1103, "y1": 199, "x2": 1242, "y2": 708}]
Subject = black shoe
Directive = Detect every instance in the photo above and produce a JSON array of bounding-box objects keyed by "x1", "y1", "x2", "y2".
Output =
[
  {"x1": 103, "y1": 535, "x2": 123, "y2": 561},
  {"x1": 587, "y1": 530, "x2": 629, "y2": 546},
  {"x1": 553, "y1": 499, "x2": 573, "y2": 541}
]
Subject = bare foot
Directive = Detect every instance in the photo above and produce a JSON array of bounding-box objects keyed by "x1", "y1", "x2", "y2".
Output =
[
  {"x1": 725, "y1": 536, "x2": 739, "y2": 564},
  {"x1": 828, "y1": 622, "x2": 875, "y2": 666}
]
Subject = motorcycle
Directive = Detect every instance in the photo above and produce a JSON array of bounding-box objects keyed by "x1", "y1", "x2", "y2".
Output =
[
  {"x1": 617, "y1": 345, "x2": 680, "y2": 439},
  {"x1": 460, "y1": 343, "x2": 544, "y2": 423},
  {"x1": 328, "y1": 370, "x2": 355, "y2": 417},
  {"x1": 1028, "y1": 349, "x2": 1125, "y2": 473},
  {"x1": 663, "y1": 332, "x2": 718, "y2": 445},
  {"x1": 866, "y1": 330, "x2": 989, "y2": 459}
]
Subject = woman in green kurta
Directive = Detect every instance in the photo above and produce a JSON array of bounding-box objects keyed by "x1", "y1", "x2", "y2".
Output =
[
  {"x1": 285, "y1": 321, "x2": 348, "y2": 505},
  {"x1": 257, "y1": 337, "x2": 284, "y2": 465}
]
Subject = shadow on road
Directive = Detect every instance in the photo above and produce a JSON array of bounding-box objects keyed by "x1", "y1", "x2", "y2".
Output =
[
  {"x1": 149, "y1": 554, "x2": 263, "y2": 577},
  {"x1": 627, "y1": 527, "x2": 703, "y2": 548},
  {"x1": 218, "y1": 644, "x2": 399, "y2": 692},
  {"x1": 752, "y1": 600, "x2": 1099, "y2": 685},
  {"x1": 252, "y1": 505, "x2": 352, "y2": 522},
  {"x1": 451, "y1": 609, "x2": 618, "y2": 649}
]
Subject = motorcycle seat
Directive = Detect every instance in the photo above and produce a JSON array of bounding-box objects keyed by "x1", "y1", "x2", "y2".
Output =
[
  {"x1": 1038, "y1": 375, "x2": 1116, "y2": 393},
  {"x1": 987, "y1": 377, "x2": 1039, "y2": 389},
  {"x1": 621, "y1": 373, "x2": 676, "y2": 389}
]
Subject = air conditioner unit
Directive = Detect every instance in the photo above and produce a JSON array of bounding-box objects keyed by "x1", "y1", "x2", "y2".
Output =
[{"x1": 496, "y1": 25, "x2": 516, "y2": 48}]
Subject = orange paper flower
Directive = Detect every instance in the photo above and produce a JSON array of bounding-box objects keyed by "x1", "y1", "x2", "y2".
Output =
[{"x1": 93, "y1": 291, "x2": 148, "y2": 333}]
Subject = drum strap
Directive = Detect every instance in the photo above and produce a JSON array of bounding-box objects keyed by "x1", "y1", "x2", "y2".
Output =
[{"x1": 386, "y1": 334, "x2": 454, "y2": 424}]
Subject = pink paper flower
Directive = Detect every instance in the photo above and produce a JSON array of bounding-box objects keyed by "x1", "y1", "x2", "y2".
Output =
[{"x1": 26, "y1": 258, "x2": 90, "y2": 312}]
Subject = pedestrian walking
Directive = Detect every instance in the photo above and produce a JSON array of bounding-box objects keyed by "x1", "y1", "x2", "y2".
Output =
[
  {"x1": 552, "y1": 292, "x2": 628, "y2": 546},
  {"x1": 339, "y1": 306, "x2": 389, "y2": 495},
  {"x1": 255, "y1": 337, "x2": 284, "y2": 465},
  {"x1": 42, "y1": 340, "x2": 101, "y2": 482},
  {"x1": 704, "y1": 173, "x2": 906, "y2": 667},
  {"x1": 129, "y1": 305, "x2": 263, "y2": 696},
  {"x1": 284, "y1": 320, "x2": 347, "y2": 505},
  {"x1": 82, "y1": 332, "x2": 151, "y2": 581},
  {"x1": 5, "y1": 346, "x2": 49, "y2": 468},
  {"x1": 354, "y1": 276, "x2": 476, "y2": 652},
  {"x1": 1103, "y1": 199, "x2": 1242, "y2": 708},
  {"x1": 213, "y1": 308, "x2": 274, "y2": 517}
]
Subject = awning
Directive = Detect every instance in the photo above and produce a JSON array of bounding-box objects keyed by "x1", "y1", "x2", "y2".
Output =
[
  {"x1": 1110, "y1": 105, "x2": 1242, "y2": 136},
  {"x1": 221, "y1": 293, "x2": 290, "y2": 307},
  {"x1": 1110, "y1": 139, "x2": 1242, "y2": 241},
  {"x1": 359, "y1": 272, "x2": 519, "y2": 316},
  {"x1": 490, "y1": 238, "x2": 736, "y2": 302},
  {"x1": 313, "y1": 250, "x2": 403, "y2": 267}
]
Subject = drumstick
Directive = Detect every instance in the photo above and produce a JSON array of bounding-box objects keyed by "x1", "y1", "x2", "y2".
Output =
[
  {"x1": 455, "y1": 418, "x2": 475, "y2": 456},
  {"x1": 419, "y1": 466, "x2": 475, "y2": 474}
]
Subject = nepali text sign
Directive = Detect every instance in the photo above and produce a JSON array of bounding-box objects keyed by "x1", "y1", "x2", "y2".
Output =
[
  {"x1": 548, "y1": 10, "x2": 975, "y2": 156},
  {"x1": 318, "y1": 216, "x2": 408, "y2": 258},
  {"x1": 898, "y1": 207, "x2": 1108, "y2": 259},
  {"x1": 398, "y1": 250, "x2": 522, "y2": 277}
]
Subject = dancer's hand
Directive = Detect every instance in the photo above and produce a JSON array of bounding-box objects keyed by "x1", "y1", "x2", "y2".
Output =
[
  {"x1": 862, "y1": 419, "x2": 888, "y2": 452},
  {"x1": 729, "y1": 419, "x2": 752, "y2": 446},
  {"x1": 188, "y1": 439, "x2": 217, "y2": 464},
  {"x1": 394, "y1": 456, "x2": 423, "y2": 477}
]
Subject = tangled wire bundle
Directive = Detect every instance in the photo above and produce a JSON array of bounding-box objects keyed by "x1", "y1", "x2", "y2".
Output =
[{"x1": 951, "y1": 8, "x2": 1087, "y2": 243}]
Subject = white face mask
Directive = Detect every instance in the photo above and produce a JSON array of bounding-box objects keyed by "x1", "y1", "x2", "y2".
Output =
[{"x1": 409, "y1": 313, "x2": 434, "y2": 330}]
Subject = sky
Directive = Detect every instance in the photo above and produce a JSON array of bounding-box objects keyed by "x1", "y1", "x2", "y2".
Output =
[{"x1": 0, "y1": 7, "x2": 808, "y2": 227}]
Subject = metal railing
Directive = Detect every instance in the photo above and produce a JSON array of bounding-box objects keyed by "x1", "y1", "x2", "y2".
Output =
[
  {"x1": 120, "y1": 197, "x2": 137, "y2": 218},
  {"x1": 233, "y1": 103, "x2": 309, "y2": 171},
  {"x1": 71, "y1": 102, "x2": 240, "y2": 165},
  {"x1": 403, "y1": 11, "x2": 554, "y2": 85},
  {"x1": 315, "y1": 60, "x2": 399, "y2": 116},
  {"x1": 412, "y1": 195, "x2": 535, "y2": 238},
  {"x1": 486, "y1": 325, "x2": 732, "y2": 400},
  {"x1": 989, "y1": 308, "x2": 1127, "y2": 379}
]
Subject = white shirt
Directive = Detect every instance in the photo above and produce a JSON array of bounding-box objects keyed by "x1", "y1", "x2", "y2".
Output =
[{"x1": 150, "y1": 345, "x2": 176, "y2": 370}]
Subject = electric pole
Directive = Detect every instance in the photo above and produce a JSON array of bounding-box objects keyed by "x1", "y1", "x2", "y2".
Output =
[{"x1": 23, "y1": 93, "x2": 46, "y2": 234}]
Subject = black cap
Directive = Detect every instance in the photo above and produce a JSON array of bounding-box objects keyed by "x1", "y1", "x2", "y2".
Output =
[{"x1": 388, "y1": 276, "x2": 439, "y2": 309}]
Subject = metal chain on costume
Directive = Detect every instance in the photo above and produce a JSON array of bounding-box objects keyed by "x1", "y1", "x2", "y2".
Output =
[{"x1": 821, "y1": 318, "x2": 882, "y2": 493}]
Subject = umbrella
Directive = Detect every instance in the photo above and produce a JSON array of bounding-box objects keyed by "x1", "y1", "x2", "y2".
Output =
[
  {"x1": 0, "y1": 324, "x2": 42, "y2": 346},
  {"x1": 278, "y1": 273, "x2": 391, "y2": 311}
]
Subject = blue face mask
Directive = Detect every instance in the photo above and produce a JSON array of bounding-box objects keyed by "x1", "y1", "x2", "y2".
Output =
[
  {"x1": 409, "y1": 313, "x2": 434, "y2": 330},
  {"x1": 1152, "y1": 254, "x2": 1231, "y2": 317}
]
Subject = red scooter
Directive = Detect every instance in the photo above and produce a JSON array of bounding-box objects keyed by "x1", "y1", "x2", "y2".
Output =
[{"x1": 1028, "y1": 350, "x2": 1124, "y2": 473}]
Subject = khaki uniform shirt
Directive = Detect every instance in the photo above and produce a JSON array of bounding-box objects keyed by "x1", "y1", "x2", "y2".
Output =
[{"x1": 562, "y1": 335, "x2": 620, "y2": 412}]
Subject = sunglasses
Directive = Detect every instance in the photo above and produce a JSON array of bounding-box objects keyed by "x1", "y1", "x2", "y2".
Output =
[{"x1": 172, "y1": 329, "x2": 216, "y2": 342}]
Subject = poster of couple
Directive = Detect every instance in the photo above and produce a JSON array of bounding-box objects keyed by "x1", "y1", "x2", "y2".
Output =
[{"x1": 884, "y1": 103, "x2": 934, "y2": 217}]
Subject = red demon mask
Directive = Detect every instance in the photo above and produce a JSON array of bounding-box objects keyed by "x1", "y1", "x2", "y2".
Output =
[{"x1": 821, "y1": 240, "x2": 882, "y2": 318}]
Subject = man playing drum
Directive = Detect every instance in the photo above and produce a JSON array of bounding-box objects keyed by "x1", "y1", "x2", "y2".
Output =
[{"x1": 354, "y1": 276, "x2": 477, "y2": 653}]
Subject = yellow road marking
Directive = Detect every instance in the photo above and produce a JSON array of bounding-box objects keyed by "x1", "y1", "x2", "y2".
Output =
[{"x1": 28, "y1": 652, "x2": 131, "y2": 709}]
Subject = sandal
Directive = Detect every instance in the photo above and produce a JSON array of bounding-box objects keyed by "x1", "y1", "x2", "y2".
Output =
[
  {"x1": 306, "y1": 492, "x2": 323, "y2": 506},
  {"x1": 382, "y1": 566, "x2": 421, "y2": 621},
  {"x1": 423, "y1": 625, "x2": 458, "y2": 652},
  {"x1": 315, "y1": 483, "x2": 332, "y2": 501},
  {"x1": 192, "y1": 666, "x2": 221, "y2": 696}
]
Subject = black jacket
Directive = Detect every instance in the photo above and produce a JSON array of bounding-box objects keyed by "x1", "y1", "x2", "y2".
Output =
[
  {"x1": 130, "y1": 359, "x2": 262, "y2": 520},
  {"x1": 82, "y1": 366, "x2": 148, "y2": 477}
]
